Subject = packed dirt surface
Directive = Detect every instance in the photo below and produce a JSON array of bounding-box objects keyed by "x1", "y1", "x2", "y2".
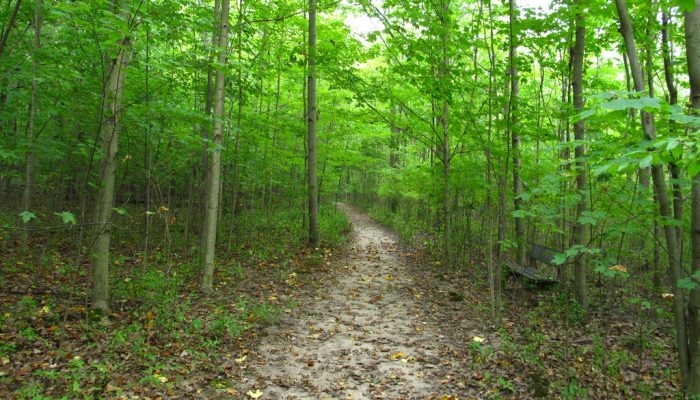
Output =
[{"x1": 239, "y1": 204, "x2": 473, "y2": 399}]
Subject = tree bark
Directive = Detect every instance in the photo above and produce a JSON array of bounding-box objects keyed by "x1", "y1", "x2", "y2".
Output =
[
  {"x1": 307, "y1": 0, "x2": 319, "y2": 247},
  {"x1": 508, "y1": 0, "x2": 525, "y2": 266},
  {"x1": 92, "y1": 0, "x2": 132, "y2": 313},
  {"x1": 485, "y1": 0, "x2": 500, "y2": 325},
  {"x1": 662, "y1": 9, "x2": 684, "y2": 259},
  {"x1": 440, "y1": 0, "x2": 451, "y2": 265},
  {"x1": 0, "y1": 0, "x2": 22, "y2": 60},
  {"x1": 571, "y1": 0, "x2": 587, "y2": 310},
  {"x1": 685, "y1": 0, "x2": 700, "y2": 393},
  {"x1": 201, "y1": 0, "x2": 230, "y2": 293},
  {"x1": 615, "y1": 0, "x2": 688, "y2": 385},
  {"x1": 199, "y1": 0, "x2": 221, "y2": 265},
  {"x1": 21, "y1": 0, "x2": 41, "y2": 245},
  {"x1": 226, "y1": 0, "x2": 244, "y2": 253}
]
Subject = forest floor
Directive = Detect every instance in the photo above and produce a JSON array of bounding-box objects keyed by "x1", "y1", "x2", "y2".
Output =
[
  {"x1": 0, "y1": 204, "x2": 680, "y2": 399},
  {"x1": 235, "y1": 204, "x2": 481, "y2": 399}
]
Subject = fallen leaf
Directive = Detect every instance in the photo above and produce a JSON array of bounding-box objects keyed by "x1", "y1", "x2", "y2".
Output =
[
  {"x1": 609, "y1": 265, "x2": 628, "y2": 273},
  {"x1": 247, "y1": 389, "x2": 263, "y2": 399},
  {"x1": 235, "y1": 355, "x2": 247, "y2": 364},
  {"x1": 472, "y1": 336, "x2": 485, "y2": 343}
]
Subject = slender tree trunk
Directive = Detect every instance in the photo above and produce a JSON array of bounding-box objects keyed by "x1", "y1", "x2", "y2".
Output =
[
  {"x1": 485, "y1": 0, "x2": 500, "y2": 325},
  {"x1": 571, "y1": 0, "x2": 588, "y2": 310},
  {"x1": 92, "y1": 0, "x2": 132, "y2": 313},
  {"x1": 199, "y1": 0, "x2": 220, "y2": 264},
  {"x1": 226, "y1": 0, "x2": 244, "y2": 253},
  {"x1": 439, "y1": 0, "x2": 451, "y2": 265},
  {"x1": 21, "y1": 0, "x2": 41, "y2": 245},
  {"x1": 615, "y1": 0, "x2": 688, "y2": 385},
  {"x1": 685, "y1": 0, "x2": 700, "y2": 394},
  {"x1": 144, "y1": 20, "x2": 152, "y2": 259},
  {"x1": 0, "y1": 0, "x2": 22, "y2": 60},
  {"x1": 662, "y1": 9, "x2": 683, "y2": 258},
  {"x1": 307, "y1": 0, "x2": 319, "y2": 247},
  {"x1": 508, "y1": 0, "x2": 525, "y2": 266},
  {"x1": 201, "y1": 0, "x2": 230, "y2": 293}
]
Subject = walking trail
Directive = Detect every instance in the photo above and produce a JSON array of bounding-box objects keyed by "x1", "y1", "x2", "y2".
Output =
[{"x1": 240, "y1": 204, "x2": 471, "y2": 399}]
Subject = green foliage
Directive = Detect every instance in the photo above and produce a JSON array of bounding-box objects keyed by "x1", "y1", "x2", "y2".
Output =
[
  {"x1": 54, "y1": 211, "x2": 77, "y2": 225},
  {"x1": 207, "y1": 308, "x2": 250, "y2": 339},
  {"x1": 18, "y1": 211, "x2": 36, "y2": 224}
]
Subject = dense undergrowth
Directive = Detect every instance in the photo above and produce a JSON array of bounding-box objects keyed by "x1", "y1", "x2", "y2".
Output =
[{"x1": 0, "y1": 204, "x2": 350, "y2": 399}]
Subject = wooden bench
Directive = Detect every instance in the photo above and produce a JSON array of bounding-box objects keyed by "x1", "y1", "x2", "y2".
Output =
[{"x1": 504, "y1": 244, "x2": 559, "y2": 286}]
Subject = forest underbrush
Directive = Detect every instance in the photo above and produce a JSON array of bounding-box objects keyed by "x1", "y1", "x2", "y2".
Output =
[
  {"x1": 0, "y1": 204, "x2": 350, "y2": 399},
  {"x1": 367, "y1": 203, "x2": 681, "y2": 399}
]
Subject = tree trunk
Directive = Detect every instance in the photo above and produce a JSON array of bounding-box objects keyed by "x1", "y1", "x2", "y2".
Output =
[
  {"x1": 200, "y1": 0, "x2": 230, "y2": 293},
  {"x1": 226, "y1": 0, "x2": 244, "y2": 253},
  {"x1": 615, "y1": 0, "x2": 688, "y2": 385},
  {"x1": 21, "y1": 0, "x2": 41, "y2": 246},
  {"x1": 508, "y1": 0, "x2": 525, "y2": 266},
  {"x1": 199, "y1": 0, "x2": 221, "y2": 265},
  {"x1": 307, "y1": 0, "x2": 319, "y2": 247},
  {"x1": 662, "y1": 9, "x2": 683, "y2": 259},
  {"x1": 92, "y1": 1, "x2": 132, "y2": 313},
  {"x1": 440, "y1": 0, "x2": 451, "y2": 266},
  {"x1": 685, "y1": 0, "x2": 700, "y2": 393},
  {"x1": 485, "y1": 0, "x2": 500, "y2": 325},
  {"x1": 0, "y1": 0, "x2": 22, "y2": 60},
  {"x1": 571, "y1": 0, "x2": 588, "y2": 310}
]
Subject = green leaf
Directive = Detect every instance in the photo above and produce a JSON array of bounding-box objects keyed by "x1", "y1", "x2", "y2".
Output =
[
  {"x1": 112, "y1": 208, "x2": 127, "y2": 216},
  {"x1": 19, "y1": 211, "x2": 36, "y2": 224},
  {"x1": 593, "y1": 163, "x2": 613, "y2": 176},
  {"x1": 553, "y1": 253, "x2": 567, "y2": 266},
  {"x1": 511, "y1": 210, "x2": 527, "y2": 219},
  {"x1": 55, "y1": 211, "x2": 77, "y2": 225},
  {"x1": 674, "y1": 0, "x2": 697, "y2": 12},
  {"x1": 639, "y1": 155, "x2": 653, "y2": 169},
  {"x1": 679, "y1": 278, "x2": 697, "y2": 290}
]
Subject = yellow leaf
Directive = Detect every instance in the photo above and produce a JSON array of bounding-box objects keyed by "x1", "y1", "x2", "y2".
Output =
[
  {"x1": 391, "y1": 352, "x2": 406, "y2": 359},
  {"x1": 472, "y1": 336, "x2": 485, "y2": 343},
  {"x1": 608, "y1": 265, "x2": 628, "y2": 273},
  {"x1": 234, "y1": 355, "x2": 247, "y2": 364},
  {"x1": 153, "y1": 373, "x2": 168, "y2": 383},
  {"x1": 384, "y1": 275, "x2": 394, "y2": 281},
  {"x1": 247, "y1": 389, "x2": 263, "y2": 399},
  {"x1": 268, "y1": 295, "x2": 277, "y2": 302},
  {"x1": 662, "y1": 293, "x2": 674, "y2": 301},
  {"x1": 39, "y1": 306, "x2": 50, "y2": 315}
]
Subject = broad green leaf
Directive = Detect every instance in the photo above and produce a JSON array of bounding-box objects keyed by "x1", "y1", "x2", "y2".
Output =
[
  {"x1": 55, "y1": 211, "x2": 77, "y2": 225},
  {"x1": 19, "y1": 211, "x2": 36, "y2": 224}
]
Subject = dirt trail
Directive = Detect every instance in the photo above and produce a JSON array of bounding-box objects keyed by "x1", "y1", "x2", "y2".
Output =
[{"x1": 240, "y1": 204, "x2": 465, "y2": 399}]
